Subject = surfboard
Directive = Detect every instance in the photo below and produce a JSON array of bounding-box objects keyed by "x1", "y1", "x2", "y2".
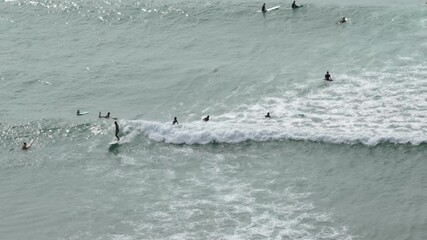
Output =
[
  {"x1": 77, "y1": 111, "x2": 89, "y2": 116},
  {"x1": 324, "y1": 79, "x2": 333, "y2": 82},
  {"x1": 267, "y1": 6, "x2": 280, "y2": 11},
  {"x1": 258, "y1": 6, "x2": 280, "y2": 12}
]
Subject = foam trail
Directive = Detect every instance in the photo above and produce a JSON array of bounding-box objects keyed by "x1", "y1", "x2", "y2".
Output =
[{"x1": 122, "y1": 65, "x2": 427, "y2": 146}]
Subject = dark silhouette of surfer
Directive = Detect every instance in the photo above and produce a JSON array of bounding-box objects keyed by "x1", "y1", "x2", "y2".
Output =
[
  {"x1": 262, "y1": 3, "x2": 267, "y2": 12},
  {"x1": 292, "y1": 1, "x2": 302, "y2": 9},
  {"x1": 324, "y1": 71, "x2": 333, "y2": 81},
  {"x1": 172, "y1": 117, "x2": 179, "y2": 125},
  {"x1": 21, "y1": 142, "x2": 32, "y2": 150},
  {"x1": 203, "y1": 115, "x2": 210, "y2": 122},
  {"x1": 114, "y1": 121, "x2": 120, "y2": 141},
  {"x1": 265, "y1": 112, "x2": 271, "y2": 118},
  {"x1": 338, "y1": 17, "x2": 347, "y2": 24}
]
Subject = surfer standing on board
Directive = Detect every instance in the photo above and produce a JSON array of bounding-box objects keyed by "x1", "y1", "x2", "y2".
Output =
[
  {"x1": 114, "y1": 121, "x2": 120, "y2": 141},
  {"x1": 325, "y1": 71, "x2": 333, "y2": 81},
  {"x1": 262, "y1": 3, "x2": 267, "y2": 12}
]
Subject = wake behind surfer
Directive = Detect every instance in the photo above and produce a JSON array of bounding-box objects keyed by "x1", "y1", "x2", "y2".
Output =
[
  {"x1": 324, "y1": 71, "x2": 333, "y2": 81},
  {"x1": 114, "y1": 121, "x2": 120, "y2": 141},
  {"x1": 292, "y1": 1, "x2": 302, "y2": 9},
  {"x1": 262, "y1": 3, "x2": 267, "y2": 13}
]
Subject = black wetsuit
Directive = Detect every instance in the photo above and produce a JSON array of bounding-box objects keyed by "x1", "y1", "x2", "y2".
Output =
[
  {"x1": 114, "y1": 121, "x2": 120, "y2": 141},
  {"x1": 262, "y1": 4, "x2": 266, "y2": 12},
  {"x1": 292, "y1": 2, "x2": 301, "y2": 9},
  {"x1": 325, "y1": 73, "x2": 331, "y2": 81},
  {"x1": 172, "y1": 118, "x2": 179, "y2": 125}
]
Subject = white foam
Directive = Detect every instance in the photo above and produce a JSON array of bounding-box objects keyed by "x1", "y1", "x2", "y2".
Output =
[{"x1": 120, "y1": 65, "x2": 426, "y2": 146}]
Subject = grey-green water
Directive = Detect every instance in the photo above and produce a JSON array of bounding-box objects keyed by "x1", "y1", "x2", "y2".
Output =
[{"x1": 1, "y1": 0, "x2": 426, "y2": 239}]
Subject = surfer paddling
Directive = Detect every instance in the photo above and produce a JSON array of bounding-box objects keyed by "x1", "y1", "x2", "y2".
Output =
[
  {"x1": 324, "y1": 71, "x2": 333, "y2": 81},
  {"x1": 114, "y1": 121, "x2": 120, "y2": 141},
  {"x1": 22, "y1": 136, "x2": 38, "y2": 150},
  {"x1": 265, "y1": 112, "x2": 271, "y2": 118},
  {"x1": 203, "y1": 115, "x2": 210, "y2": 122},
  {"x1": 21, "y1": 142, "x2": 33, "y2": 150}
]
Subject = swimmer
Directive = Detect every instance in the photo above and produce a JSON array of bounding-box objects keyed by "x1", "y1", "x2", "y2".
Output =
[
  {"x1": 203, "y1": 115, "x2": 210, "y2": 122},
  {"x1": 172, "y1": 117, "x2": 179, "y2": 125},
  {"x1": 114, "y1": 121, "x2": 120, "y2": 141},
  {"x1": 265, "y1": 112, "x2": 271, "y2": 118}
]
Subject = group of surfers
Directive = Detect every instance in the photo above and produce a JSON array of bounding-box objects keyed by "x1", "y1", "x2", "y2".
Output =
[
  {"x1": 23, "y1": 70, "x2": 333, "y2": 150},
  {"x1": 22, "y1": 111, "x2": 120, "y2": 150},
  {"x1": 261, "y1": 1, "x2": 347, "y2": 24}
]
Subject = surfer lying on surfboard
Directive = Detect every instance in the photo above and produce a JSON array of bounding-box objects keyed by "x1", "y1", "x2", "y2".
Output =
[{"x1": 324, "y1": 71, "x2": 333, "y2": 81}]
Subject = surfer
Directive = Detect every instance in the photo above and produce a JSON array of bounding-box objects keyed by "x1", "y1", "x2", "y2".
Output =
[
  {"x1": 77, "y1": 110, "x2": 81, "y2": 116},
  {"x1": 324, "y1": 71, "x2": 333, "y2": 81},
  {"x1": 172, "y1": 117, "x2": 179, "y2": 125},
  {"x1": 99, "y1": 112, "x2": 111, "y2": 119},
  {"x1": 262, "y1": 3, "x2": 267, "y2": 13},
  {"x1": 338, "y1": 17, "x2": 347, "y2": 24},
  {"x1": 203, "y1": 115, "x2": 210, "y2": 122},
  {"x1": 21, "y1": 142, "x2": 32, "y2": 150},
  {"x1": 114, "y1": 121, "x2": 120, "y2": 141},
  {"x1": 292, "y1": 1, "x2": 302, "y2": 9},
  {"x1": 265, "y1": 112, "x2": 271, "y2": 118}
]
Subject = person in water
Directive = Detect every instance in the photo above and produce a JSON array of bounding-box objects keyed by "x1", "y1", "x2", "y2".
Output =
[
  {"x1": 203, "y1": 115, "x2": 210, "y2": 122},
  {"x1": 99, "y1": 112, "x2": 111, "y2": 119},
  {"x1": 262, "y1": 3, "x2": 267, "y2": 12},
  {"x1": 265, "y1": 112, "x2": 271, "y2": 118},
  {"x1": 77, "y1": 110, "x2": 81, "y2": 115},
  {"x1": 324, "y1": 71, "x2": 333, "y2": 81},
  {"x1": 292, "y1": 1, "x2": 302, "y2": 9},
  {"x1": 172, "y1": 117, "x2": 179, "y2": 125},
  {"x1": 114, "y1": 121, "x2": 120, "y2": 141},
  {"x1": 22, "y1": 142, "x2": 32, "y2": 150},
  {"x1": 339, "y1": 17, "x2": 347, "y2": 24}
]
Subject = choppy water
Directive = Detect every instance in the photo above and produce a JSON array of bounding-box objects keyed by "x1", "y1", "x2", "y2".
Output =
[{"x1": 1, "y1": 0, "x2": 426, "y2": 239}]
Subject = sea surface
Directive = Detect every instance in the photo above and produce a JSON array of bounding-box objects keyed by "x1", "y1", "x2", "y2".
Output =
[{"x1": 1, "y1": 0, "x2": 426, "y2": 239}]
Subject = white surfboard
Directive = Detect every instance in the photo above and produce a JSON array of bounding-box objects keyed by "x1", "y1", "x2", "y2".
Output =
[
  {"x1": 77, "y1": 111, "x2": 89, "y2": 116},
  {"x1": 257, "y1": 5, "x2": 280, "y2": 12},
  {"x1": 267, "y1": 6, "x2": 280, "y2": 11}
]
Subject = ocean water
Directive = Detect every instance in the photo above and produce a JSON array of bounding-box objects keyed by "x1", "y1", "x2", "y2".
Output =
[{"x1": 1, "y1": 0, "x2": 426, "y2": 239}]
